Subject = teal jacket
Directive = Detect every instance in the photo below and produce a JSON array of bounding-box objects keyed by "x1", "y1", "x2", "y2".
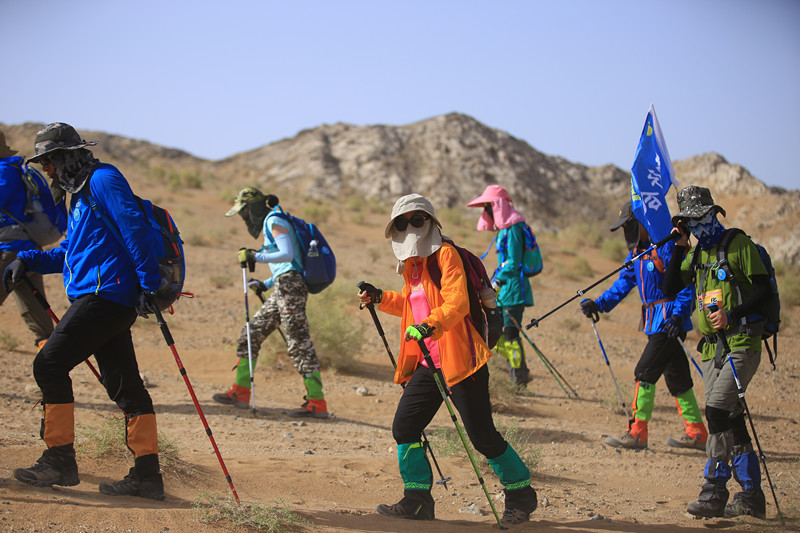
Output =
[{"x1": 493, "y1": 222, "x2": 533, "y2": 307}]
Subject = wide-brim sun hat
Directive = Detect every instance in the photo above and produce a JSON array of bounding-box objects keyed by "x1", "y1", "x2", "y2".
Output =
[
  {"x1": 225, "y1": 186, "x2": 267, "y2": 216},
  {"x1": 671, "y1": 185, "x2": 726, "y2": 226},
  {"x1": 27, "y1": 122, "x2": 97, "y2": 163},
  {"x1": 384, "y1": 193, "x2": 442, "y2": 238},
  {"x1": 466, "y1": 184, "x2": 511, "y2": 207}
]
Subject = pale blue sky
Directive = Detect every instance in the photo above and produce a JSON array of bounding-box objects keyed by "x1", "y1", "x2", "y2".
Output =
[{"x1": 3, "y1": 1, "x2": 798, "y2": 190}]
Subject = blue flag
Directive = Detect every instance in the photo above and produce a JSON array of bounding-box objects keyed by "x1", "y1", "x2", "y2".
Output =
[{"x1": 630, "y1": 104, "x2": 678, "y2": 243}]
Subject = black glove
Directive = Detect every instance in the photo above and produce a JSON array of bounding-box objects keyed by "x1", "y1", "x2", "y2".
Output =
[
  {"x1": 135, "y1": 290, "x2": 158, "y2": 319},
  {"x1": 248, "y1": 278, "x2": 267, "y2": 294},
  {"x1": 2, "y1": 258, "x2": 27, "y2": 293},
  {"x1": 358, "y1": 281, "x2": 383, "y2": 305},
  {"x1": 663, "y1": 315, "x2": 684, "y2": 339},
  {"x1": 580, "y1": 298, "x2": 598, "y2": 318},
  {"x1": 405, "y1": 323, "x2": 435, "y2": 341}
]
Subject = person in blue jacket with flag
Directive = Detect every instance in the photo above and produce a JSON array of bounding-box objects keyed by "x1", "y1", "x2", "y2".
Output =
[
  {"x1": 580, "y1": 201, "x2": 708, "y2": 450},
  {"x1": 2, "y1": 123, "x2": 166, "y2": 500},
  {"x1": 0, "y1": 130, "x2": 56, "y2": 349}
]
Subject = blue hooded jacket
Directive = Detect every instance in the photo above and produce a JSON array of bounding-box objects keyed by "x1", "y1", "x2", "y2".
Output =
[
  {"x1": 595, "y1": 239, "x2": 694, "y2": 335},
  {"x1": 0, "y1": 156, "x2": 38, "y2": 252},
  {"x1": 18, "y1": 164, "x2": 160, "y2": 307}
]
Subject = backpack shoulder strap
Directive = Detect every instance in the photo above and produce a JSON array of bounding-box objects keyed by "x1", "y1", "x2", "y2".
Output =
[{"x1": 427, "y1": 239, "x2": 455, "y2": 289}]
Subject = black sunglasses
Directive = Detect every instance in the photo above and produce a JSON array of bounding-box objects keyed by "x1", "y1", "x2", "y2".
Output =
[{"x1": 393, "y1": 213, "x2": 430, "y2": 232}]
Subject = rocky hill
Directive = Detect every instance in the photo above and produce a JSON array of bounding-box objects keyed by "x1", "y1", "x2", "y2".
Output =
[{"x1": 3, "y1": 114, "x2": 798, "y2": 262}]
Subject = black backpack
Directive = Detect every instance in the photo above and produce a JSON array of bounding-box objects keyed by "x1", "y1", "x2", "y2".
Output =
[
  {"x1": 427, "y1": 238, "x2": 503, "y2": 349},
  {"x1": 691, "y1": 228, "x2": 781, "y2": 368}
]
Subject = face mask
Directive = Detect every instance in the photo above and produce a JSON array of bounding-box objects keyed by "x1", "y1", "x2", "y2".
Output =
[
  {"x1": 687, "y1": 212, "x2": 725, "y2": 249},
  {"x1": 241, "y1": 201, "x2": 269, "y2": 239},
  {"x1": 622, "y1": 221, "x2": 640, "y2": 251},
  {"x1": 391, "y1": 219, "x2": 442, "y2": 261},
  {"x1": 51, "y1": 149, "x2": 96, "y2": 193}
]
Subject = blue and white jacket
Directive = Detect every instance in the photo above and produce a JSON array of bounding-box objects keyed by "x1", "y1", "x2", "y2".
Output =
[
  {"x1": 18, "y1": 164, "x2": 160, "y2": 308},
  {"x1": 595, "y1": 239, "x2": 694, "y2": 335}
]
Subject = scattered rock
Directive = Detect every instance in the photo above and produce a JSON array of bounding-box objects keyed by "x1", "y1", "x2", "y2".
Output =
[{"x1": 458, "y1": 502, "x2": 483, "y2": 516}]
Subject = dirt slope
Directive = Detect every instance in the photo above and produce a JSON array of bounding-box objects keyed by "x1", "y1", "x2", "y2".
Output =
[{"x1": 1, "y1": 183, "x2": 798, "y2": 533}]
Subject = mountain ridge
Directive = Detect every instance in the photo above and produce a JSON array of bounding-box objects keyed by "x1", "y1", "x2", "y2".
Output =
[{"x1": 3, "y1": 114, "x2": 798, "y2": 263}]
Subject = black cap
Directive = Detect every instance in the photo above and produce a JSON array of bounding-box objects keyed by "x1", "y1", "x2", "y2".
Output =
[{"x1": 610, "y1": 200, "x2": 636, "y2": 232}]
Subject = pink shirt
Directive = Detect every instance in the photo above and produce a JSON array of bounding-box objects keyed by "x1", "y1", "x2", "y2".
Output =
[{"x1": 408, "y1": 271, "x2": 441, "y2": 369}]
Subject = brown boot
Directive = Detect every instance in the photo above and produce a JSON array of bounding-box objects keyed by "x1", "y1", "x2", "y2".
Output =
[
  {"x1": 14, "y1": 444, "x2": 79, "y2": 487},
  {"x1": 377, "y1": 490, "x2": 434, "y2": 520}
]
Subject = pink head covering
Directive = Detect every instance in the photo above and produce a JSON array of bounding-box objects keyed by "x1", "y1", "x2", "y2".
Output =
[{"x1": 466, "y1": 185, "x2": 526, "y2": 230}]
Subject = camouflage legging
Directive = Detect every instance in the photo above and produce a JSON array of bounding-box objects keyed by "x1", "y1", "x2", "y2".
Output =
[{"x1": 236, "y1": 270, "x2": 320, "y2": 374}]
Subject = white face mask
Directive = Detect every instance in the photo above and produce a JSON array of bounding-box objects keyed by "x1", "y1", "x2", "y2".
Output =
[{"x1": 391, "y1": 219, "x2": 442, "y2": 261}]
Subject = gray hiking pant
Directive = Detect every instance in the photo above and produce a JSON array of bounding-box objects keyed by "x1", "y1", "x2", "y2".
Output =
[
  {"x1": 702, "y1": 347, "x2": 761, "y2": 461},
  {"x1": 1, "y1": 250, "x2": 54, "y2": 345},
  {"x1": 235, "y1": 270, "x2": 320, "y2": 374}
]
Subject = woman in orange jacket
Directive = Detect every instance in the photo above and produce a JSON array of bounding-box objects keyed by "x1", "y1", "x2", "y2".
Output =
[{"x1": 358, "y1": 193, "x2": 537, "y2": 525}]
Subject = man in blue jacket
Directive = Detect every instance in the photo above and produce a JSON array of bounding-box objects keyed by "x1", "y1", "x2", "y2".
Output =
[
  {"x1": 0, "y1": 130, "x2": 55, "y2": 348},
  {"x1": 580, "y1": 201, "x2": 708, "y2": 450},
  {"x1": 2, "y1": 123, "x2": 165, "y2": 500}
]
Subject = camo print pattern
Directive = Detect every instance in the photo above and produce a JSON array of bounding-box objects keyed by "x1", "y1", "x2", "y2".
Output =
[
  {"x1": 28, "y1": 123, "x2": 97, "y2": 163},
  {"x1": 226, "y1": 187, "x2": 266, "y2": 217},
  {"x1": 674, "y1": 186, "x2": 724, "y2": 221},
  {"x1": 235, "y1": 270, "x2": 320, "y2": 374}
]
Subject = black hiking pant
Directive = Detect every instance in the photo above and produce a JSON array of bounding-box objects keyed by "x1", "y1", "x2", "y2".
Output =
[
  {"x1": 634, "y1": 331, "x2": 693, "y2": 396},
  {"x1": 33, "y1": 294, "x2": 154, "y2": 417},
  {"x1": 392, "y1": 363, "x2": 507, "y2": 459}
]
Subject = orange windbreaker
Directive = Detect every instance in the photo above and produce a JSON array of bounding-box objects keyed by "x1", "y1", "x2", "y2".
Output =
[{"x1": 378, "y1": 242, "x2": 493, "y2": 387}]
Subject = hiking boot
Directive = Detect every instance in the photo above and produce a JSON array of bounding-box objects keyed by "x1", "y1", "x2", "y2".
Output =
[
  {"x1": 605, "y1": 431, "x2": 647, "y2": 449},
  {"x1": 288, "y1": 399, "x2": 329, "y2": 419},
  {"x1": 666, "y1": 434, "x2": 707, "y2": 451},
  {"x1": 212, "y1": 384, "x2": 250, "y2": 409},
  {"x1": 99, "y1": 467, "x2": 165, "y2": 501},
  {"x1": 376, "y1": 491, "x2": 434, "y2": 520},
  {"x1": 687, "y1": 483, "x2": 729, "y2": 518},
  {"x1": 14, "y1": 445, "x2": 79, "y2": 487},
  {"x1": 724, "y1": 489, "x2": 766, "y2": 519},
  {"x1": 511, "y1": 367, "x2": 533, "y2": 388},
  {"x1": 501, "y1": 486, "x2": 538, "y2": 525}
]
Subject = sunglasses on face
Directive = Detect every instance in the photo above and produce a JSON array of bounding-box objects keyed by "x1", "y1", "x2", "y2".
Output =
[{"x1": 393, "y1": 213, "x2": 430, "y2": 232}]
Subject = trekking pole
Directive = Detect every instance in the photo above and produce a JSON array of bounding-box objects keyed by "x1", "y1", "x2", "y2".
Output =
[
  {"x1": 152, "y1": 305, "x2": 241, "y2": 504},
  {"x1": 240, "y1": 250, "x2": 257, "y2": 414},
  {"x1": 586, "y1": 310, "x2": 631, "y2": 420},
  {"x1": 526, "y1": 232, "x2": 680, "y2": 329},
  {"x1": 503, "y1": 311, "x2": 577, "y2": 398},
  {"x1": 413, "y1": 336, "x2": 506, "y2": 530},
  {"x1": 251, "y1": 284, "x2": 287, "y2": 345},
  {"x1": 707, "y1": 304, "x2": 782, "y2": 521},
  {"x1": 356, "y1": 282, "x2": 451, "y2": 490},
  {"x1": 20, "y1": 275, "x2": 102, "y2": 382},
  {"x1": 677, "y1": 338, "x2": 703, "y2": 377}
]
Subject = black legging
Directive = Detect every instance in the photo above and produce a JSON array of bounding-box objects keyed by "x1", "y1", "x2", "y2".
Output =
[
  {"x1": 634, "y1": 331, "x2": 693, "y2": 396},
  {"x1": 392, "y1": 363, "x2": 507, "y2": 460}
]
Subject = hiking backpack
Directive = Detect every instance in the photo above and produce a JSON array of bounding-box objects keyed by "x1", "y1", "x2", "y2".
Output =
[
  {"x1": 85, "y1": 190, "x2": 186, "y2": 312},
  {"x1": 0, "y1": 163, "x2": 67, "y2": 247},
  {"x1": 266, "y1": 208, "x2": 336, "y2": 294},
  {"x1": 484, "y1": 222, "x2": 543, "y2": 282},
  {"x1": 691, "y1": 228, "x2": 781, "y2": 368},
  {"x1": 428, "y1": 237, "x2": 503, "y2": 349}
]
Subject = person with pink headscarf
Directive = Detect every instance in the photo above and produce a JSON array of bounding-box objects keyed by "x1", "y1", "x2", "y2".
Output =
[{"x1": 467, "y1": 185, "x2": 533, "y2": 387}]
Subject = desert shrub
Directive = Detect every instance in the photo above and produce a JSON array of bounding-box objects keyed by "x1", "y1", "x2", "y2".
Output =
[
  {"x1": 774, "y1": 261, "x2": 800, "y2": 307},
  {"x1": 0, "y1": 330, "x2": 20, "y2": 351},
  {"x1": 209, "y1": 275, "x2": 232, "y2": 289},
  {"x1": 559, "y1": 317, "x2": 582, "y2": 331},
  {"x1": 293, "y1": 284, "x2": 366, "y2": 373},
  {"x1": 570, "y1": 257, "x2": 594, "y2": 279},
  {"x1": 428, "y1": 415, "x2": 540, "y2": 472},
  {"x1": 349, "y1": 212, "x2": 366, "y2": 225},
  {"x1": 601, "y1": 237, "x2": 628, "y2": 262},
  {"x1": 298, "y1": 204, "x2": 331, "y2": 225},
  {"x1": 193, "y1": 492, "x2": 310, "y2": 531},
  {"x1": 166, "y1": 170, "x2": 203, "y2": 190},
  {"x1": 438, "y1": 207, "x2": 468, "y2": 229},
  {"x1": 560, "y1": 223, "x2": 605, "y2": 249},
  {"x1": 78, "y1": 414, "x2": 183, "y2": 475}
]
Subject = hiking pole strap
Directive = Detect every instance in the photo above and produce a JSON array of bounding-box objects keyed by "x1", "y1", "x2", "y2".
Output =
[
  {"x1": 707, "y1": 304, "x2": 732, "y2": 355},
  {"x1": 414, "y1": 338, "x2": 505, "y2": 529}
]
